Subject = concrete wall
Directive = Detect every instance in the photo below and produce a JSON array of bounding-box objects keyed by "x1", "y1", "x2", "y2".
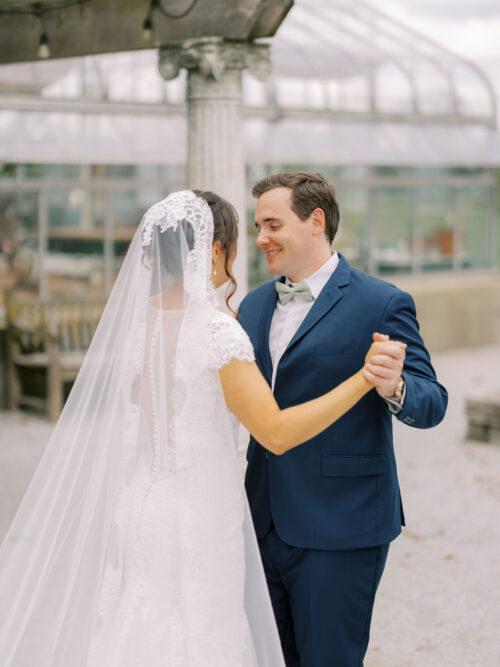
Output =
[{"x1": 390, "y1": 271, "x2": 500, "y2": 352}]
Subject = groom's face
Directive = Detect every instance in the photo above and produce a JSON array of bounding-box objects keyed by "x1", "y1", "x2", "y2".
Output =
[{"x1": 254, "y1": 187, "x2": 315, "y2": 279}]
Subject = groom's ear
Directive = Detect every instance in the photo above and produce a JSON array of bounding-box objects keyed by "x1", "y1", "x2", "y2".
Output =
[{"x1": 310, "y1": 207, "x2": 326, "y2": 236}]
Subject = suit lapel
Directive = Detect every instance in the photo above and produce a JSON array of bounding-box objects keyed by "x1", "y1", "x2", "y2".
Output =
[
  {"x1": 257, "y1": 281, "x2": 280, "y2": 385},
  {"x1": 285, "y1": 254, "x2": 352, "y2": 354}
]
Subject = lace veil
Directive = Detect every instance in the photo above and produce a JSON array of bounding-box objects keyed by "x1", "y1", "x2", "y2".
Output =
[{"x1": 0, "y1": 191, "x2": 284, "y2": 666}]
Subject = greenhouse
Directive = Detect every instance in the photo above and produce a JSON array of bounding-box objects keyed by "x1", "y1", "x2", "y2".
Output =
[{"x1": 0, "y1": 0, "x2": 499, "y2": 306}]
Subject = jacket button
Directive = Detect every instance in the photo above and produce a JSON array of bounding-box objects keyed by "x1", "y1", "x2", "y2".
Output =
[{"x1": 265, "y1": 451, "x2": 269, "y2": 459}]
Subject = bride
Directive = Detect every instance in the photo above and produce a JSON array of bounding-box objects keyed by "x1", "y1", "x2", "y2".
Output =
[{"x1": 0, "y1": 190, "x2": 404, "y2": 666}]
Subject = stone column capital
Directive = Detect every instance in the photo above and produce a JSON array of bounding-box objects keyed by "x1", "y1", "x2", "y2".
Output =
[
  {"x1": 158, "y1": 38, "x2": 271, "y2": 82},
  {"x1": 157, "y1": 38, "x2": 268, "y2": 295}
]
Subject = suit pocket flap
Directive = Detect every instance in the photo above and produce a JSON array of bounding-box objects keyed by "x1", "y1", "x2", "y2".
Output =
[{"x1": 321, "y1": 455, "x2": 387, "y2": 477}]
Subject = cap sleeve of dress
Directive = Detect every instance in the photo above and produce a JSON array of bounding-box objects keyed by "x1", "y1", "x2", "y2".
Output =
[{"x1": 208, "y1": 311, "x2": 255, "y2": 370}]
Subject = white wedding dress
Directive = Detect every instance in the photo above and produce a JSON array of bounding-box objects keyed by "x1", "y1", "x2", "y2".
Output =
[{"x1": 0, "y1": 191, "x2": 285, "y2": 666}]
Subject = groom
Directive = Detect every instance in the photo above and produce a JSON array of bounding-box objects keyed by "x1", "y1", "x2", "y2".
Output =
[{"x1": 237, "y1": 172, "x2": 448, "y2": 666}]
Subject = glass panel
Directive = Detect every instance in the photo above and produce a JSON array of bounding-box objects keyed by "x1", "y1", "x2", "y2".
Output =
[
  {"x1": 0, "y1": 190, "x2": 39, "y2": 316},
  {"x1": 335, "y1": 186, "x2": 369, "y2": 272},
  {"x1": 134, "y1": 165, "x2": 163, "y2": 181},
  {"x1": 45, "y1": 188, "x2": 105, "y2": 299},
  {"x1": 104, "y1": 165, "x2": 136, "y2": 178},
  {"x1": 22, "y1": 164, "x2": 80, "y2": 179},
  {"x1": 160, "y1": 165, "x2": 185, "y2": 190},
  {"x1": 247, "y1": 205, "x2": 271, "y2": 291},
  {"x1": 374, "y1": 187, "x2": 413, "y2": 275},
  {"x1": 110, "y1": 187, "x2": 164, "y2": 281},
  {"x1": 417, "y1": 187, "x2": 454, "y2": 272},
  {"x1": 246, "y1": 166, "x2": 268, "y2": 289},
  {"x1": 97, "y1": 164, "x2": 184, "y2": 185},
  {"x1": 455, "y1": 186, "x2": 491, "y2": 269},
  {"x1": 0, "y1": 164, "x2": 17, "y2": 179}
]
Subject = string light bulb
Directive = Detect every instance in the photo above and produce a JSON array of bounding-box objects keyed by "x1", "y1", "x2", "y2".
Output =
[
  {"x1": 33, "y1": 2, "x2": 50, "y2": 60},
  {"x1": 142, "y1": 15, "x2": 153, "y2": 41},
  {"x1": 142, "y1": 0, "x2": 157, "y2": 42},
  {"x1": 0, "y1": 1, "x2": 91, "y2": 61},
  {"x1": 37, "y1": 32, "x2": 50, "y2": 59}
]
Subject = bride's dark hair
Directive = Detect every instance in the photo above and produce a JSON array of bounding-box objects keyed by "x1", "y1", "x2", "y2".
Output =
[{"x1": 192, "y1": 189, "x2": 239, "y2": 313}]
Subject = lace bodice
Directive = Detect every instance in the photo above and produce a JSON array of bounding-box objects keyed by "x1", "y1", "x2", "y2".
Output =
[{"x1": 208, "y1": 311, "x2": 255, "y2": 369}]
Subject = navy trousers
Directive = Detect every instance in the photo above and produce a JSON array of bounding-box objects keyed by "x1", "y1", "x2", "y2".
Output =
[{"x1": 258, "y1": 525, "x2": 389, "y2": 667}]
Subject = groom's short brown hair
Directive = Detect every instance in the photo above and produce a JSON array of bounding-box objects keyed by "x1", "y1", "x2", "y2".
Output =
[{"x1": 251, "y1": 171, "x2": 340, "y2": 244}]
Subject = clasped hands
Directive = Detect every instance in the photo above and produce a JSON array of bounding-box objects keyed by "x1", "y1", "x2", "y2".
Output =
[{"x1": 363, "y1": 332, "x2": 407, "y2": 399}]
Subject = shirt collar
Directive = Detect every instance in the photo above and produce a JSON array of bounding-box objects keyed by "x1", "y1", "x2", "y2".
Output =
[{"x1": 287, "y1": 252, "x2": 339, "y2": 300}]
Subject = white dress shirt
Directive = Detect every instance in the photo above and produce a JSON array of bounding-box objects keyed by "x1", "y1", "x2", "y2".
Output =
[{"x1": 269, "y1": 252, "x2": 339, "y2": 389}]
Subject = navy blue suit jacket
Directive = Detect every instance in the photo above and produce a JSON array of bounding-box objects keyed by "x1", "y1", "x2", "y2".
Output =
[{"x1": 238, "y1": 255, "x2": 448, "y2": 550}]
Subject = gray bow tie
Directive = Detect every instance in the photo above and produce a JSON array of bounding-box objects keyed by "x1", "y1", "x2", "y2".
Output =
[{"x1": 275, "y1": 279, "x2": 314, "y2": 305}]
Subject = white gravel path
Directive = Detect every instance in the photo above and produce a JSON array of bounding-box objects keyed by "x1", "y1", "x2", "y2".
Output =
[{"x1": 1, "y1": 344, "x2": 499, "y2": 666}]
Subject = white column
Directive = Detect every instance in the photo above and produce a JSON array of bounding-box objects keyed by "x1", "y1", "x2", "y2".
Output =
[{"x1": 159, "y1": 38, "x2": 270, "y2": 300}]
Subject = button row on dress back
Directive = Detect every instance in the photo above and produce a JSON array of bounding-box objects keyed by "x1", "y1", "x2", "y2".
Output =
[{"x1": 148, "y1": 314, "x2": 161, "y2": 482}]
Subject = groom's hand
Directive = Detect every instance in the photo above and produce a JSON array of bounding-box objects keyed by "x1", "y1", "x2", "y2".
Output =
[{"x1": 363, "y1": 333, "x2": 406, "y2": 398}]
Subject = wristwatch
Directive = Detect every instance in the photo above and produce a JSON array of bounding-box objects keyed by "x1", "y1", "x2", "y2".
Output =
[
  {"x1": 392, "y1": 378, "x2": 405, "y2": 404},
  {"x1": 383, "y1": 378, "x2": 405, "y2": 415}
]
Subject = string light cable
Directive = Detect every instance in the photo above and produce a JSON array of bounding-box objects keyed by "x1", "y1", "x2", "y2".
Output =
[{"x1": 142, "y1": 0, "x2": 201, "y2": 41}]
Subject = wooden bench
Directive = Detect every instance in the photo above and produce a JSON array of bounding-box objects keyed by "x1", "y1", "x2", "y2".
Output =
[{"x1": 6, "y1": 295, "x2": 105, "y2": 421}]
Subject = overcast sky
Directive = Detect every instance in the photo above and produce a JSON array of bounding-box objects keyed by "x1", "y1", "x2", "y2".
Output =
[{"x1": 384, "y1": 0, "x2": 500, "y2": 93}]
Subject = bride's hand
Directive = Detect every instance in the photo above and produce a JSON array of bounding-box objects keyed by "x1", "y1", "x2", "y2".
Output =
[{"x1": 363, "y1": 333, "x2": 407, "y2": 387}]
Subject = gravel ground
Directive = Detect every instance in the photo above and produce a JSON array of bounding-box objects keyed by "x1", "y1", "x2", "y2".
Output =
[
  {"x1": 1, "y1": 344, "x2": 499, "y2": 666},
  {"x1": 366, "y1": 344, "x2": 500, "y2": 667}
]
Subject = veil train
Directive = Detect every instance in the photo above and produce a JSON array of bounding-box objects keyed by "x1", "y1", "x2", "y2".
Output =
[{"x1": 0, "y1": 191, "x2": 284, "y2": 666}]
